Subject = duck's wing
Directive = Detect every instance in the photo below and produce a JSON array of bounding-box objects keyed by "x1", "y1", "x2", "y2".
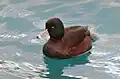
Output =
[{"x1": 63, "y1": 26, "x2": 90, "y2": 47}]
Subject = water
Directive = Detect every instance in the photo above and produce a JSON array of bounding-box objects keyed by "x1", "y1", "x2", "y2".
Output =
[{"x1": 0, "y1": 0, "x2": 120, "y2": 79}]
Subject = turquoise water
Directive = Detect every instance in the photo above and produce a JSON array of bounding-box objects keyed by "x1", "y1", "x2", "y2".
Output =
[{"x1": 0, "y1": 0, "x2": 120, "y2": 79}]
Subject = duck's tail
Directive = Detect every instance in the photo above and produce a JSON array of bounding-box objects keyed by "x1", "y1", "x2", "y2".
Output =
[{"x1": 88, "y1": 26, "x2": 99, "y2": 42}]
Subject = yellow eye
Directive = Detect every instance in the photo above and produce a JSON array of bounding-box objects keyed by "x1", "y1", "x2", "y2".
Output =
[{"x1": 51, "y1": 26, "x2": 55, "y2": 29}]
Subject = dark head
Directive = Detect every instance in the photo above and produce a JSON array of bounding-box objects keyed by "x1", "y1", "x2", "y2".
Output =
[{"x1": 45, "y1": 18, "x2": 64, "y2": 40}]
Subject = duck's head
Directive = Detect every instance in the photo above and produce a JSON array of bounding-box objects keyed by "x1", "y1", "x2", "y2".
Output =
[{"x1": 45, "y1": 18, "x2": 64, "y2": 40}]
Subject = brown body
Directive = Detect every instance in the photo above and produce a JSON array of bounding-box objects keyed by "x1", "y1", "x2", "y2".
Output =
[{"x1": 43, "y1": 26, "x2": 92, "y2": 59}]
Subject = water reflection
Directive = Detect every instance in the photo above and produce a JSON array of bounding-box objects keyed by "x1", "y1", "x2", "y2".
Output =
[{"x1": 43, "y1": 52, "x2": 91, "y2": 79}]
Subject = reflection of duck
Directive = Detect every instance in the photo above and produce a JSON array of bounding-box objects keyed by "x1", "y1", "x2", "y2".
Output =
[
  {"x1": 40, "y1": 18, "x2": 97, "y2": 59},
  {"x1": 42, "y1": 52, "x2": 91, "y2": 79}
]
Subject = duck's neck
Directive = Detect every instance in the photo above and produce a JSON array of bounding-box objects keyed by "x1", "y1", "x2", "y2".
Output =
[{"x1": 50, "y1": 37, "x2": 62, "y2": 42}]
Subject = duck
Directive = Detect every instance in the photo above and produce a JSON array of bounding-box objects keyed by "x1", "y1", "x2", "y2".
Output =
[{"x1": 37, "y1": 18, "x2": 97, "y2": 59}]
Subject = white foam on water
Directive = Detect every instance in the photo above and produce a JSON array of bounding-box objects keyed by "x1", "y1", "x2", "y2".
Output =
[
  {"x1": 85, "y1": 33, "x2": 120, "y2": 78},
  {"x1": 0, "y1": 60, "x2": 47, "y2": 79},
  {"x1": 0, "y1": 33, "x2": 28, "y2": 41},
  {"x1": 100, "y1": 1, "x2": 120, "y2": 8},
  {"x1": 62, "y1": 73, "x2": 88, "y2": 79}
]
